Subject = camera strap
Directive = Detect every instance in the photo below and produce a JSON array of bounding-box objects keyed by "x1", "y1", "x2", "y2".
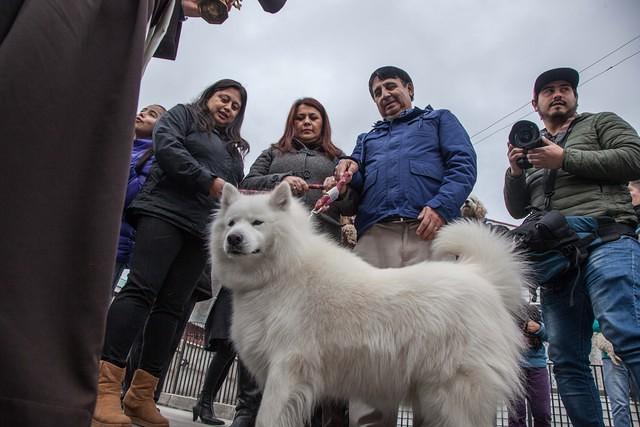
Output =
[{"x1": 542, "y1": 120, "x2": 577, "y2": 210}]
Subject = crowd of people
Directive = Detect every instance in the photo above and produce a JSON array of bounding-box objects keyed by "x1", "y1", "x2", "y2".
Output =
[
  {"x1": 102, "y1": 65, "x2": 640, "y2": 427},
  {"x1": 1, "y1": 2, "x2": 640, "y2": 427}
]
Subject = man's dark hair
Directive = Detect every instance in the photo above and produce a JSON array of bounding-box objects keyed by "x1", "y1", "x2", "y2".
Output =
[{"x1": 368, "y1": 66, "x2": 413, "y2": 99}]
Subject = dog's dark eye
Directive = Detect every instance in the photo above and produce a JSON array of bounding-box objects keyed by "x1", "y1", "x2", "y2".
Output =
[
  {"x1": 252, "y1": 220, "x2": 263, "y2": 226},
  {"x1": 228, "y1": 220, "x2": 235, "y2": 227}
]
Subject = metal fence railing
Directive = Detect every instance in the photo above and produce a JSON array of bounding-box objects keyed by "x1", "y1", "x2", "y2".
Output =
[
  {"x1": 161, "y1": 322, "x2": 239, "y2": 405},
  {"x1": 162, "y1": 322, "x2": 640, "y2": 426}
]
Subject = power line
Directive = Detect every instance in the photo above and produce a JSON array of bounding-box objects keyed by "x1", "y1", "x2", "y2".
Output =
[
  {"x1": 469, "y1": 101, "x2": 530, "y2": 139},
  {"x1": 578, "y1": 35, "x2": 640, "y2": 73},
  {"x1": 579, "y1": 49, "x2": 640, "y2": 87},
  {"x1": 472, "y1": 110, "x2": 535, "y2": 146},
  {"x1": 470, "y1": 35, "x2": 640, "y2": 141}
]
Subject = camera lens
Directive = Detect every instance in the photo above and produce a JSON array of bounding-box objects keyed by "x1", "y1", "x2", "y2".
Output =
[
  {"x1": 509, "y1": 120, "x2": 541, "y2": 150},
  {"x1": 519, "y1": 130, "x2": 532, "y2": 140}
]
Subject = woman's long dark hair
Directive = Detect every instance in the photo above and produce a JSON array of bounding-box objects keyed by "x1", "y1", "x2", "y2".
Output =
[
  {"x1": 188, "y1": 79, "x2": 250, "y2": 157},
  {"x1": 275, "y1": 97, "x2": 341, "y2": 159}
]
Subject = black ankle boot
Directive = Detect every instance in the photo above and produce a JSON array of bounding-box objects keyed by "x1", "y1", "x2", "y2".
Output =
[
  {"x1": 193, "y1": 345, "x2": 236, "y2": 425},
  {"x1": 192, "y1": 394, "x2": 225, "y2": 425},
  {"x1": 230, "y1": 360, "x2": 262, "y2": 427}
]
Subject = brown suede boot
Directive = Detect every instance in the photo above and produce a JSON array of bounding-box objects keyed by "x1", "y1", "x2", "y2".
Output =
[
  {"x1": 122, "y1": 369, "x2": 169, "y2": 427},
  {"x1": 91, "y1": 361, "x2": 132, "y2": 427}
]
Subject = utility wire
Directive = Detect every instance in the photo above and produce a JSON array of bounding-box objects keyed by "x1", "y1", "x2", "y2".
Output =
[
  {"x1": 469, "y1": 101, "x2": 530, "y2": 139},
  {"x1": 472, "y1": 47, "x2": 640, "y2": 147},
  {"x1": 579, "y1": 49, "x2": 640, "y2": 86},
  {"x1": 577, "y1": 35, "x2": 640, "y2": 73},
  {"x1": 472, "y1": 110, "x2": 535, "y2": 146},
  {"x1": 470, "y1": 35, "x2": 640, "y2": 141}
]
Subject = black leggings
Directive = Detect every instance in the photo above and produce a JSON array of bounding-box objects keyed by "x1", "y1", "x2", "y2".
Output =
[{"x1": 102, "y1": 216, "x2": 207, "y2": 376}]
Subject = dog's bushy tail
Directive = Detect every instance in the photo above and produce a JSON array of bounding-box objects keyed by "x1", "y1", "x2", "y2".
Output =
[{"x1": 432, "y1": 220, "x2": 527, "y2": 313}]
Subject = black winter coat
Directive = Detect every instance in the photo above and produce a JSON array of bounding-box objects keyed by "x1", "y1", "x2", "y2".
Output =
[{"x1": 128, "y1": 104, "x2": 245, "y2": 238}]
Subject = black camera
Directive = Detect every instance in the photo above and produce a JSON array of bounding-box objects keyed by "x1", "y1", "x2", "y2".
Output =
[{"x1": 508, "y1": 120, "x2": 542, "y2": 169}]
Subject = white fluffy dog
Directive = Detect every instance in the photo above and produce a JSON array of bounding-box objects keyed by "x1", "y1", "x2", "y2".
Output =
[{"x1": 210, "y1": 183, "x2": 526, "y2": 427}]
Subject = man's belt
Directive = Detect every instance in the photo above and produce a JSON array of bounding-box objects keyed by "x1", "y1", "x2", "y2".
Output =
[{"x1": 379, "y1": 216, "x2": 417, "y2": 224}]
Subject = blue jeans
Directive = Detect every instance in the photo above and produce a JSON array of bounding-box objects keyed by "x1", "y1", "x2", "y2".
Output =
[
  {"x1": 542, "y1": 236, "x2": 640, "y2": 427},
  {"x1": 603, "y1": 358, "x2": 640, "y2": 427}
]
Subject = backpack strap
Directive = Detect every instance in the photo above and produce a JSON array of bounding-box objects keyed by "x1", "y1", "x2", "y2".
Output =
[{"x1": 541, "y1": 120, "x2": 577, "y2": 210}]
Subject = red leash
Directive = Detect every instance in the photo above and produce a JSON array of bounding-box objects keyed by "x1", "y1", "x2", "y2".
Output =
[
  {"x1": 311, "y1": 171, "x2": 352, "y2": 214},
  {"x1": 237, "y1": 172, "x2": 351, "y2": 215},
  {"x1": 239, "y1": 183, "x2": 325, "y2": 194}
]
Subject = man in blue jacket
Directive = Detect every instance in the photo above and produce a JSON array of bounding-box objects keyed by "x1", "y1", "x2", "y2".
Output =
[{"x1": 335, "y1": 65, "x2": 477, "y2": 427}]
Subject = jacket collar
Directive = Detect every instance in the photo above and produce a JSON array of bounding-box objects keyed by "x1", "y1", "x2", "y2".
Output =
[
  {"x1": 293, "y1": 138, "x2": 324, "y2": 153},
  {"x1": 372, "y1": 105, "x2": 433, "y2": 130}
]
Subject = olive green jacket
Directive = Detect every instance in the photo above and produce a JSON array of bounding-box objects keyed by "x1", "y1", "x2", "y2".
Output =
[{"x1": 504, "y1": 112, "x2": 640, "y2": 225}]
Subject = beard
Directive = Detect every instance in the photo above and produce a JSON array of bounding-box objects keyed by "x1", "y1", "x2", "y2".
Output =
[{"x1": 541, "y1": 102, "x2": 577, "y2": 125}]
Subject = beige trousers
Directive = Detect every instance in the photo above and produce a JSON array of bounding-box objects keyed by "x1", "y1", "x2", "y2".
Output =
[{"x1": 349, "y1": 220, "x2": 434, "y2": 427}]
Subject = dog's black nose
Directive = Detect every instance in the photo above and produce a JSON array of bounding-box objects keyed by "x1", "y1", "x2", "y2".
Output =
[{"x1": 227, "y1": 233, "x2": 243, "y2": 247}]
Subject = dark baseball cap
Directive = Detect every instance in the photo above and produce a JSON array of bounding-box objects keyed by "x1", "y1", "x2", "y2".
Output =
[{"x1": 533, "y1": 67, "x2": 579, "y2": 98}]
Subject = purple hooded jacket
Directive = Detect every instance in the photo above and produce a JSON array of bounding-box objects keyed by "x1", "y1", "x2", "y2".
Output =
[{"x1": 116, "y1": 138, "x2": 154, "y2": 264}]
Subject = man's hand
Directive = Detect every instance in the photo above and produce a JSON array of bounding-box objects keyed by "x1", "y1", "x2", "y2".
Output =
[
  {"x1": 334, "y1": 159, "x2": 358, "y2": 183},
  {"x1": 507, "y1": 143, "x2": 524, "y2": 177},
  {"x1": 182, "y1": 0, "x2": 201, "y2": 17},
  {"x1": 416, "y1": 206, "x2": 444, "y2": 241},
  {"x1": 526, "y1": 136, "x2": 564, "y2": 170}
]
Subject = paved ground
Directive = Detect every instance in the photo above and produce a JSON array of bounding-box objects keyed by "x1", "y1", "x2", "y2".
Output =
[{"x1": 156, "y1": 406, "x2": 231, "y2": 427}]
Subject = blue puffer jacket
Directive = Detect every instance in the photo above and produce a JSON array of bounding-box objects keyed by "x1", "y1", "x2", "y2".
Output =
[
  {"x1": 349, "y1": 106, "x2": 477, "y2": 235},
  {"x1": 116, "y1": 138, "x2": 154, "y2": 264}
]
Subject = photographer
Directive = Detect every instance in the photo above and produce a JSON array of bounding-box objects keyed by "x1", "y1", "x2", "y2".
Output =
[{"x1": 503, "y1": 67, "x2": 640, "y2": 426}]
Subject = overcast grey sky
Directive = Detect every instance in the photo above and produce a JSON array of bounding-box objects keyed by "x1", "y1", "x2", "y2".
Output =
[{"x1": 139, "y1": 0, "x2": 640, "y2": 224}]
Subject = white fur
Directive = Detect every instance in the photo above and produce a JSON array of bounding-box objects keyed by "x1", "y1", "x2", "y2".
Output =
[{"x1": 210, "y1": 183, "x2": 526, "y2": 427}]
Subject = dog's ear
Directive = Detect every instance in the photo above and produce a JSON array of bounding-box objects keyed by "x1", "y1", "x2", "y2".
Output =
[
  {"x1": 220, "y1": 183, "x2": 240, "y2": 211},
  {"x1": 269, "y1": 181, "x2": 292, "y2": 211}
]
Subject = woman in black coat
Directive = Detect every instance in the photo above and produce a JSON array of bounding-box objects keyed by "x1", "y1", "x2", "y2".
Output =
[{"x1": 93, "y1": 79, "x2": 249, "y2": 427}]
